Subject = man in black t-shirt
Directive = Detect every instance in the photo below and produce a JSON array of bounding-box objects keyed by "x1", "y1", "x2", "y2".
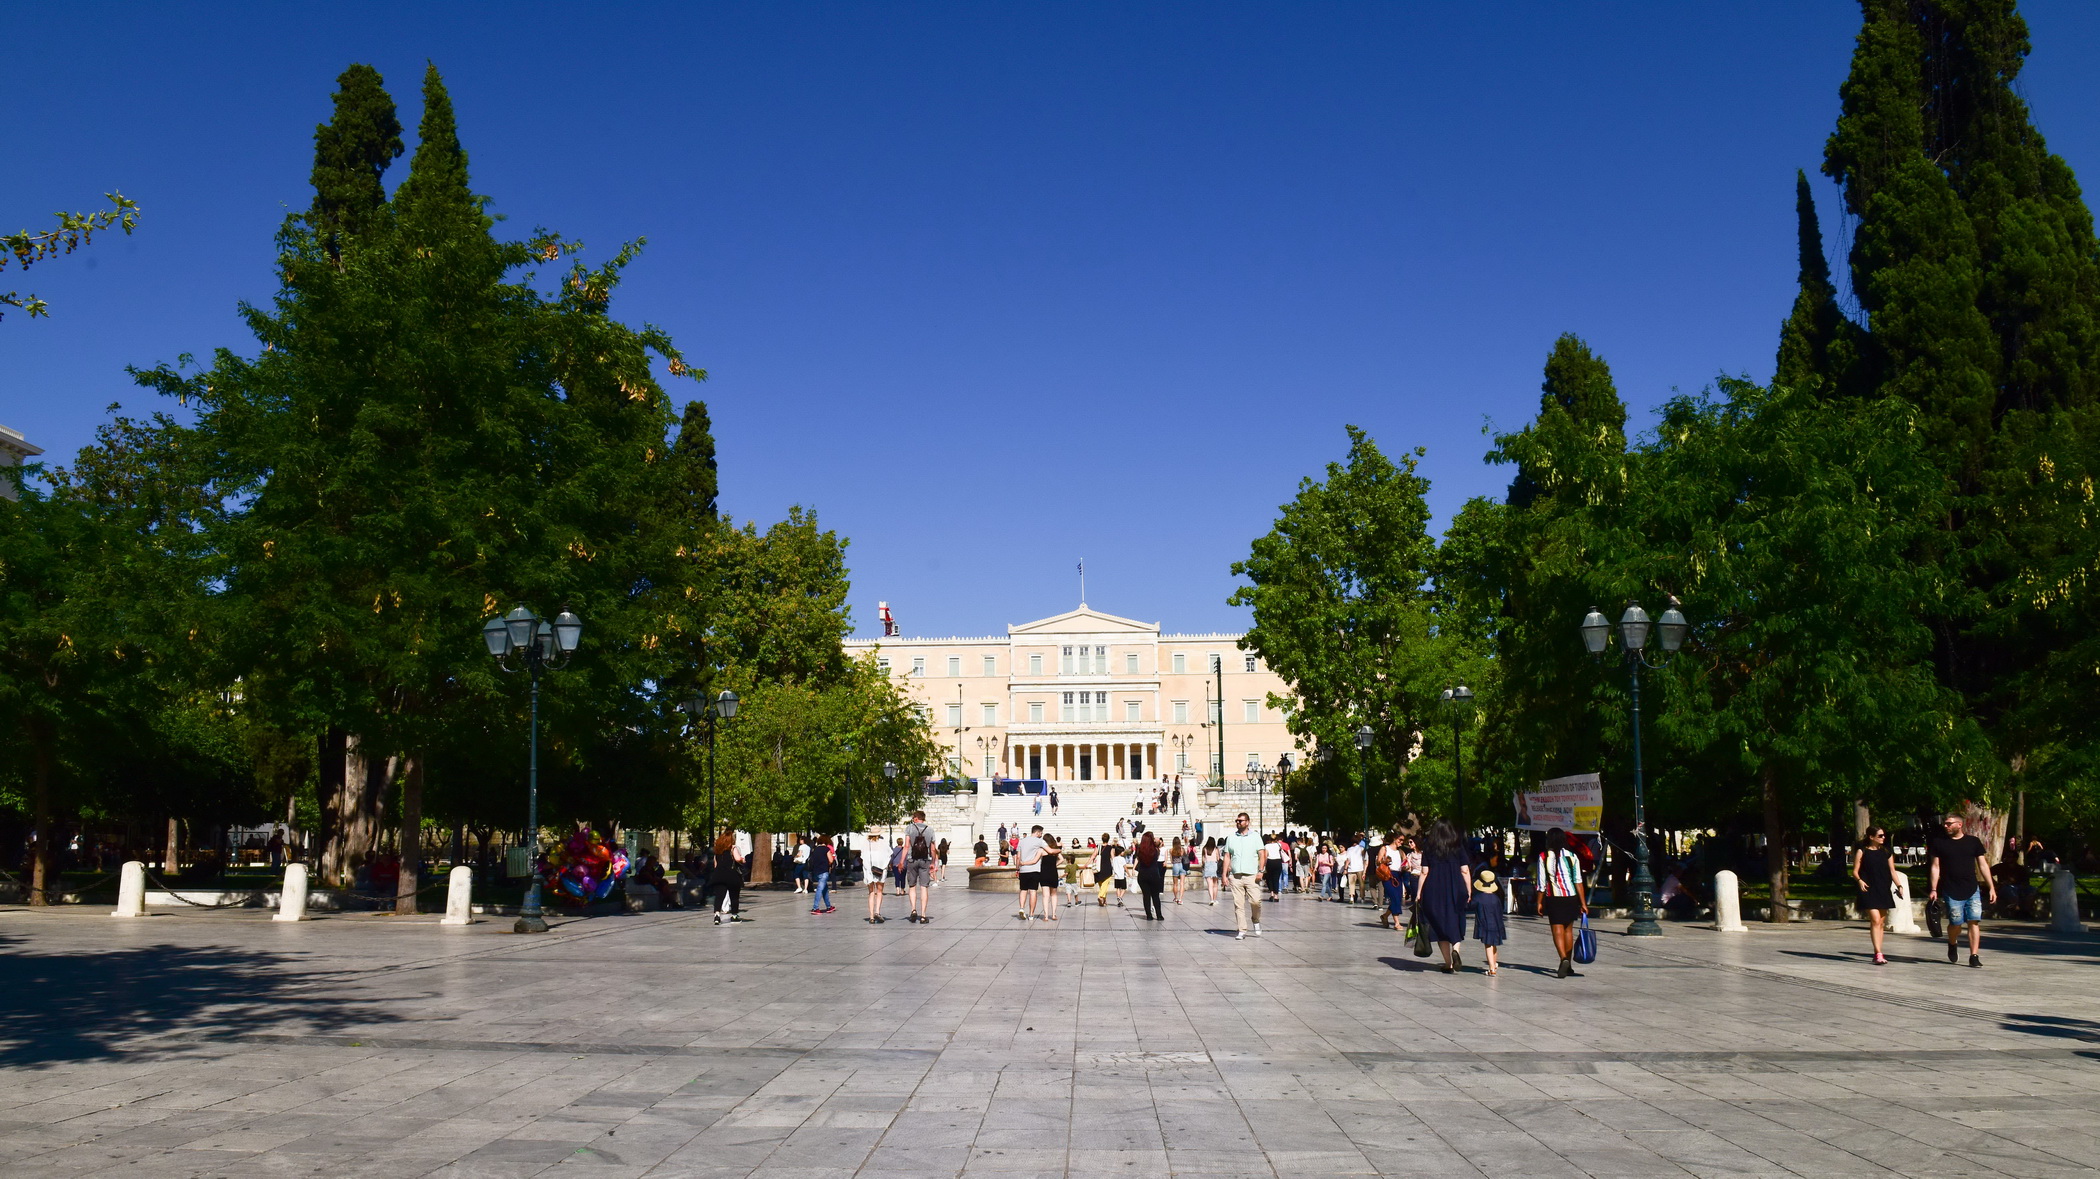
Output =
[{"x1": 1928, "y1": 813, "x2": 1996, "y2": 967}]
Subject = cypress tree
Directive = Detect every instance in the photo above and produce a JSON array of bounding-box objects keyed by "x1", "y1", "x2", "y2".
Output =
[
  {"x1": 393, "y1": 63, "x2": 486, "y2": 242},
  {"x1": 1819, "y1": 0, "x2": 2100, "y2": 812},
  {"x1": 1774, "y1": 171, "x2": 1859, "y2": 397},
  {"x1": 673, "y1": 400, "x2": 720, "y2": 520},
  {"x1": 1507, "y1": 334, "x2": 1626, "y2": 508},
  {"x1": 307, "y1": 64, "x2": 402, "y2": 263}
]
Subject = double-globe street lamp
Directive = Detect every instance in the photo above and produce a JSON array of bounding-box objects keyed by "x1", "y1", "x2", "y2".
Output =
[
  {"x1": 677, "y1": 689, "x2": 740, "y2": 842},
  {"x1": 1440, "y1": 686, "x2": 1475, "y2": 838},
  {"x1": 1581, "y1": 598, "x2": 1687, "y2": 938},
  {"x1": 481, "y1": 605, "x2": 583, "y2": 934}
]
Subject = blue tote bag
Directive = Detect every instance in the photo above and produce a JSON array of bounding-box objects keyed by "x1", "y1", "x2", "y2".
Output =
[{"x1": 1572, "y1": 913, "x2": 1598, "y2": 965}]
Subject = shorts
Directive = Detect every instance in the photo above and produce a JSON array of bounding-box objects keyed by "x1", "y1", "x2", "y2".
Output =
[
  {"x1": 1170, "y1": 864, "x2": 1186, "y2": 877},
  {"x1": 906, "y1": 860, "x2": 933, "y2": 889},
  {"x1": 1544, "y1": 894, "x2": 1583, "y2": 926},
  {"x1": 1943, "y1": 890, "x2": 1983, "y2": 925}
]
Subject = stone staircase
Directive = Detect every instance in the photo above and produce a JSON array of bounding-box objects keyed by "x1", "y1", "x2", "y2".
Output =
[{"x1": 915, "y1": 783, "x2": 1285, "y2": 852}]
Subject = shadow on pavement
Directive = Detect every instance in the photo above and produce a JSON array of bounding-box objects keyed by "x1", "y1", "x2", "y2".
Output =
[
  {"x1": 0, "y1": 931, "x2": 399, "y2": 1067},
  {"x1": 1999, "y1": 1012, "x2": 2100, "y2": 1044}
]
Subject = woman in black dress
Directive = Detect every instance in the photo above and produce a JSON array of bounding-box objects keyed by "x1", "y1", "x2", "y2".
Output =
[
  {"x1": 1135, "y1": 833, "x2": 1166, "y2": 920},
  {"x1": 1851, "y1": 825, "x2": 1896, "y2": 965},
  {"x1": 1416, "y1": 820, "x2": 1473, "y2": 973}
]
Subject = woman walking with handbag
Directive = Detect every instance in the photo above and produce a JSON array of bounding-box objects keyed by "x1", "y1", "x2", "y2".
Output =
[
  {"x1": 1852, "y1": 825, "x2": 1897, "y2": 965},
  {"x1": 1168, "y1": 837, "x2": 1189, "y2": 905},
  {"x1": 1417, "y1": 820, "x2": 1472, "y2": 973},
  {"x1": 1534, "y1": 828, "x2": 1588, "y2": 978}
]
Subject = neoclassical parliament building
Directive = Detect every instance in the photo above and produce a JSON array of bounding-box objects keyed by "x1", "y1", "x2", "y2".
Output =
[{"x1": 845, "y1": 605, "x2": 1298, "y2": 804}]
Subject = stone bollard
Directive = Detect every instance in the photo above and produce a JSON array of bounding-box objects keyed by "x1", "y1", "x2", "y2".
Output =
[
  {"x1": 1889, "y1": 870, "x2": 1919, "y2": 934},
  {"x1": 2051, "y1": 870, "x2": 2085, "y2": 935},
  {"x1": 1712, "y1": 870, "x2": 1748, "y2": 932},
  {"x1": 111, "y1": 860, "x2": 148, "y2": 918},
  {"x1": 273, "y1": 862, "x2": 310, "y2": 922},
  {"x1": 442, "y1": 865, "x2": 474, "y2": 925}
]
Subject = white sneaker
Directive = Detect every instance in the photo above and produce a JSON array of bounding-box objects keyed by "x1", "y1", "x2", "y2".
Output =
[
  {"x1": 1253, "y1": 924, "x2": 1263, "y2": 937},
  {"x1": 1235, "y1": 931, "x2": 1246, "y2": 941}
]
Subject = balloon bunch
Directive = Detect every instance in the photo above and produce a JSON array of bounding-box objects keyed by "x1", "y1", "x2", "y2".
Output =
[{"x1": 540, "y1": 826, "x2": 630, "y2": 903}]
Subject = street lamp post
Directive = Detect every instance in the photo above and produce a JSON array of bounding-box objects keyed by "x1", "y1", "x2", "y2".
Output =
[
  {"x1": 1316, "y1": 744, "x2": 1336, "y2": 837},
  {"x1": 482, "y1": 605, "x2": 583, "y2": 934},
  {"x1": 1354, "y1": 725, "x2": 1373, "y2": 840},
  {"x1": 1440, "y1": 686, "x2": 1475, "y2": 837},
  {"x1": 1581, "y1": 597, "x2": 1687, "y2": 938},
  {"x1": 883, "y1": 761, "x2": 900, "y2": 841},
  {"x1": 678, "y1": 689, "x2": 740, "y2": 843},
  {"x1": 1275, "y1": 753, "x2": 1293, "y2": 835}
]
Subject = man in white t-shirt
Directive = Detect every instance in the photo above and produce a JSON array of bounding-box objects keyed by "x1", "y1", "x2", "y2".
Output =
[
  {"x1": 1342, "y1": 841, "x2": 1366, "y2": 905},
  {"x1": 1016, "y1": 826, "x2": 1047, "y2": 922},
  {"x1": 1223, "y1": 812, "x2": 1266, "y2": 940}
]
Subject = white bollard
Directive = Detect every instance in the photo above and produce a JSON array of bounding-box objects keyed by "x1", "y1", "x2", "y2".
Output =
[
  {"x1": 273, "y1": 862, "x2": 310, "y2": 922},
  {"x1": 2051, "y1": 870, "x2": 2085, "y2": 935},
  {"x1": 111, "y1": 860, "x2": 147, "y2": 918},
  {"x1": 1889, "y1": 870, "x2": 1920, "y2": 934},
  {"x1": 442, "y1": 865, "x2": 474, "y2": 925},
  {"x1": 1713, "y1": 869, "x2": 1748, "y2": 932}
]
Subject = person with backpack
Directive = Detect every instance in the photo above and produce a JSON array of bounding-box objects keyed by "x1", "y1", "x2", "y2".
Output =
[
  {"x1": 806, "y1": 835, "x2": 835, "y2": 914},
  {"x1": 903, "y1": 810, "x2": 935, "y2": 924},
  {"x1": 1534, "y1": 827, "x2": 1588, "y2": 978}
]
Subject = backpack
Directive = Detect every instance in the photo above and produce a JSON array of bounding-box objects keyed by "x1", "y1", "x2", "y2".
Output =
[{"x1": 911, "y1": 828, "x2": 931, "y2": 860}]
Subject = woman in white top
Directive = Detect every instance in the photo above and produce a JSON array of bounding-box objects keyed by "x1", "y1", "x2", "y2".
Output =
[{"x1": 863, "y1": 834, "x2": 888, "y2": 923}]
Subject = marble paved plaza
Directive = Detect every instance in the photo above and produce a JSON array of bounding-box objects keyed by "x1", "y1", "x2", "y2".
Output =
[{"x1": 1, "y1": 883, "x2": 2097, "y2": 1178}]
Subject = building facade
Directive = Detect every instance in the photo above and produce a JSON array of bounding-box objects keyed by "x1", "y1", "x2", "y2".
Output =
[
  {"x1": 0, "y1": 424, "x2": 41, "y2": 502},
  {"x1": 845, "y1": 604, "x2": 1299, "y2": 791}
]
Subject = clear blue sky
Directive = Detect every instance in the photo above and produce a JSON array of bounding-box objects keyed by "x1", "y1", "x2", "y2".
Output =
[{"x1": 7, "y1": 3, "x2": 2099, "y2": 637}]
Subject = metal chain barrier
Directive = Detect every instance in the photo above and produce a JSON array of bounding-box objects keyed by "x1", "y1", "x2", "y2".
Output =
[{"x1": 0, "y1": 865, "x2": 119, "y2": 901}]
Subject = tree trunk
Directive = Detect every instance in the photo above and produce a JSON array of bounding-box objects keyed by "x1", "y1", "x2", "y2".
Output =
[
  {"x1": 324, "y1": 732, "x2": 394, "y2": 888},
  {"x1": 1854, "y1": 800, "x2": 1871, "y2": 844},
  {"x1": 750, "y1": 832, "x2": 774, "y2": 884},
  {"x1": 395, "y1": 755, "x2": 423, "y2": 915},
  {"x1": 317, "y1": 727, "x2": 346, "y2": 883},
  {"x1": 28, "y1": 721, "x2": 54, "y2": 907},
  {"x1": 1763, "y1": 763, "x2": 1789, "y2": 922}
]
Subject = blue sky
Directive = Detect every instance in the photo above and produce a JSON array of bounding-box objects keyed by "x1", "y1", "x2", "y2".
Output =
[{"x1": 7, "y1": 3, "x2": 2099, "y2": 637}]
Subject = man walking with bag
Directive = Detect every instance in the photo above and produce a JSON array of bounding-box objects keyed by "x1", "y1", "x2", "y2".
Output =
[
  {"x1": 1224, "y1": 812, "x2": 1265, "y2": 941},
  {"x1": 1929, "y1": 812, "x2": 1995, "y2": 967}
]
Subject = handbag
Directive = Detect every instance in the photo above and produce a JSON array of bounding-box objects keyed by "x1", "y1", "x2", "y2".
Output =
[
  {"x1": 1572, "y1": 913, "x2": 1598, "y2": 965},
  {"x1": 1409, "y1": 917, "x2": 1431, "y2": 957}
]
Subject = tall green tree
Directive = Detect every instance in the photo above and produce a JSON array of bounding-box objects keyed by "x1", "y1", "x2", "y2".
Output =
[
  {"x1": 1821, "y1": 0, "x2": 2100, "y2": 834},
  {"x1": 1634, "y1": 380, "x2": 1978, "y2": 917},
  {"x1": 1774, "y1": 170, "x2": 1861, "y2": 397},
  {"x1": 137, "y1": 63, "x2": 699, "y2": 892},
  {"x1": 1231, "y1": 426, "x2": 1469, "y2": 828}
]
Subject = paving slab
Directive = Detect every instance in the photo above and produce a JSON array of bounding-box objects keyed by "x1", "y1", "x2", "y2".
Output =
[{"x1": 1, "y1": 887, "x2": 2095, "y2": 1176}]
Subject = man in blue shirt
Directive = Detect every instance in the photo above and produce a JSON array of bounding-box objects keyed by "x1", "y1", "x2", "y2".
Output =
[{"x1": 1222, "y1": 811, "x2": 1266, "y2": 941}]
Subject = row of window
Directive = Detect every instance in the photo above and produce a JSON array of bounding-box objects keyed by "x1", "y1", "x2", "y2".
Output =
[{"x1": 883, "y1": 651, "x2": 1263, "y2": 677}]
